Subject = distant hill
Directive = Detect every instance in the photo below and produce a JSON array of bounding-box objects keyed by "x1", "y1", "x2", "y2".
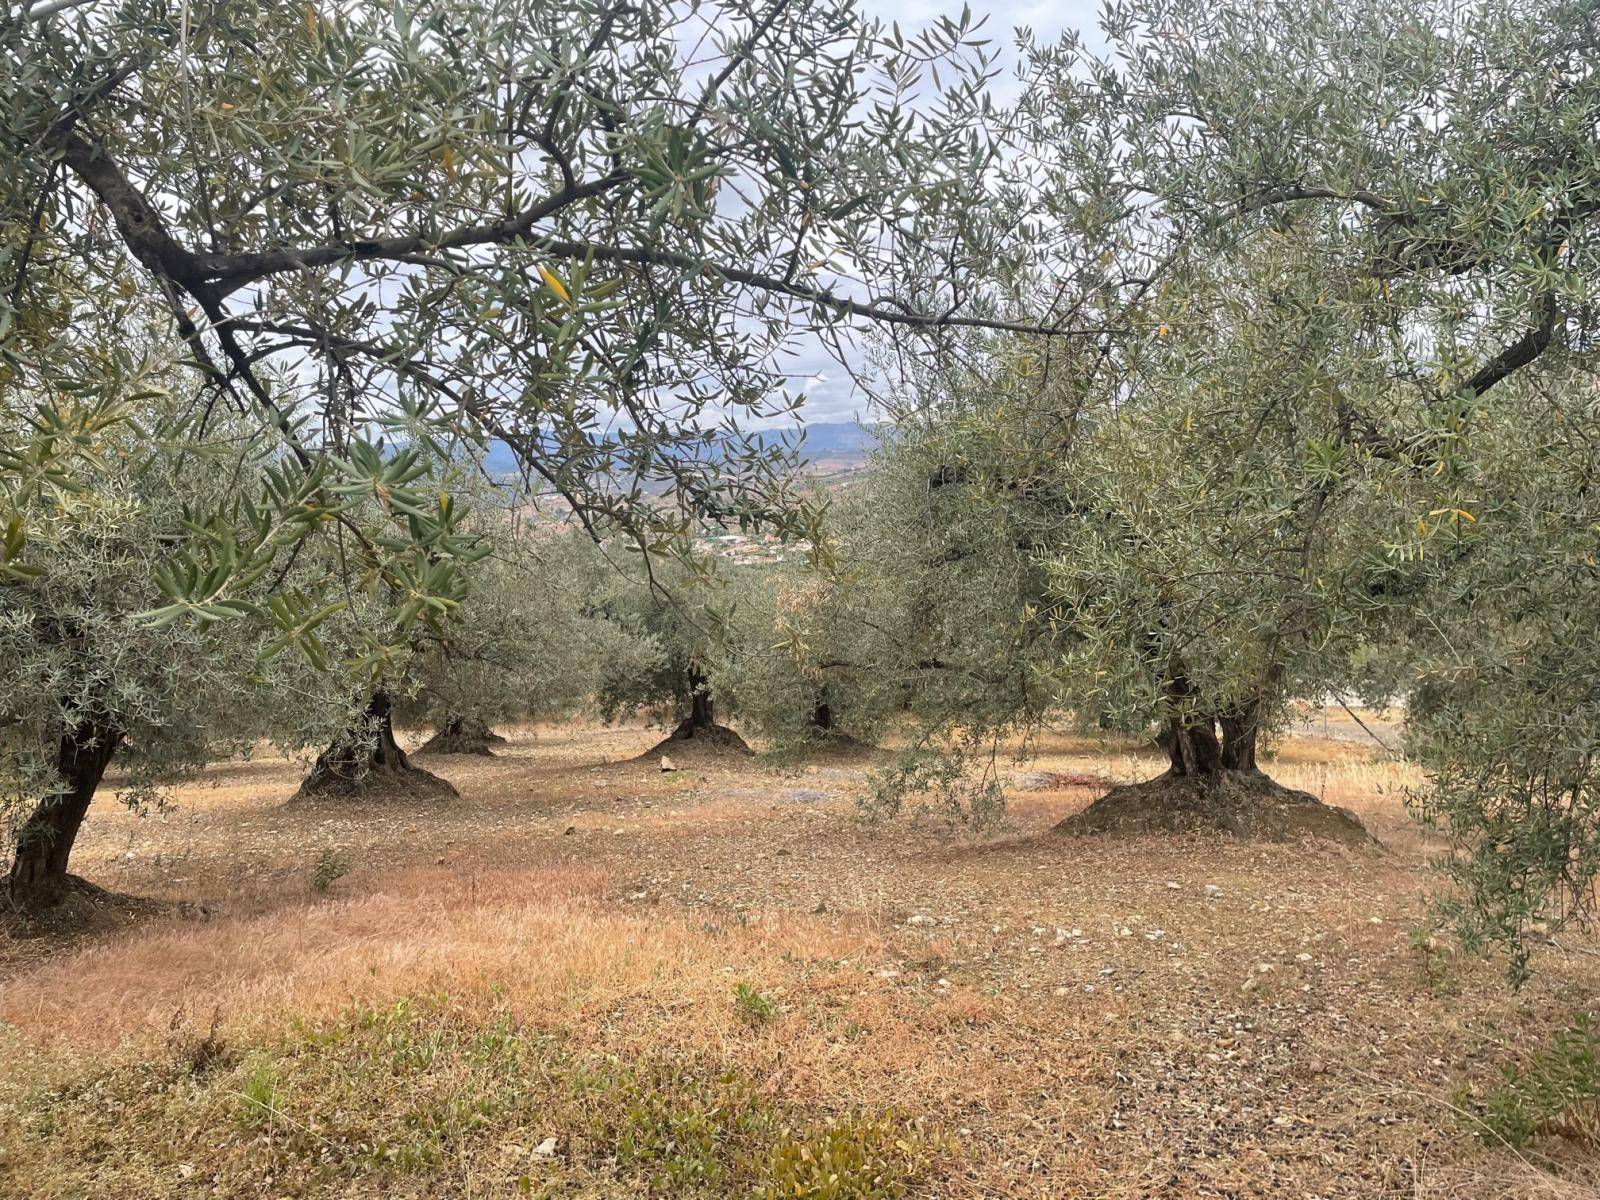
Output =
[
  {"x1": 480, "y1": 420, "x2": 878, "y2": 477},
  {"x1": 779, "y1": 420, "x2": 879, "y2": 459}
]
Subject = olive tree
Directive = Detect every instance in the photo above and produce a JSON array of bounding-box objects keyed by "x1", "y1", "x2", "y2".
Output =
[
  {"x1": 0, "y1": 246, "x2": 488, "y2": 901},
  {"x1": 589, "y1": 545, "x2": 767, "y2": 751},
  {"x1": 991, "y1": 0, "x2": 1600, "y2": 938},
  {"x1": 405, "y1": 526, "x2": 663, "y2": 756},
  {"x1": 856, "y1": 0, "x2": 1596, "y2": 829},
  {"x1": 707, "y1": 558, "x2": 864, "y2": 746},
  {"x1": 1, "y1": 430, "x2": 244, "y2": 909},
  {"x1": 0, "y1": 342, "x2": 342, "y2": 910},
  {"x1": 864, "y1": 227, "x2": 1433, "y2": 834},
  {"x1": 1402, "y1": 370, "x2": 1600, "y2": 979},
  {"x1": 745, "y1": 425, "x2": 1073, "y2": 818},
  {"x1": 4, "y1": 0, "x2": 1056, "y2": 628}
]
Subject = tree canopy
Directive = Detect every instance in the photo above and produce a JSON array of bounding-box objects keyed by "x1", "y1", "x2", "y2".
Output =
[{"x1": 4, "y1": 0, "x2": 1038, "y2": 636}]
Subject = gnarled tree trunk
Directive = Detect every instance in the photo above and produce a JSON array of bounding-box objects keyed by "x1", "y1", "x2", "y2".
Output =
[
  {"x1": 808, "y1": 688, "x2": 834, "y2": 735},
  {"x1": 664, "y1": 665, "x2": 717, "y2": 740},
  {"x1": 5, "y1": 716, "x2": 122, "y2": 913},
  {"x1": 417, "y1": 714, "x2": 507, "y2": 756},
  {"x1": 296, "y1": 691, "x2": 456, "y2": 800},
  {"x1": 1163, "y1": 703, "x2": 1260, "y2": 776},
  {"x1": 1218, "y1": 701, "x2": 1261, "y2": 772},
  {"x1": 688, "y1": 666, "x2": 715, "y2": 732},
  {"x1": 1059, "y1": 687, "x2": 1368, "y2": 844},
  {"x1": 1164, "y1": 715, "x2": 1225, "y2": 776}
]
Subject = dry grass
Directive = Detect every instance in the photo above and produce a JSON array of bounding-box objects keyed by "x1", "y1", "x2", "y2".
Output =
[{"x1": 2, "y1": 718, "x2": 1598, "y2": 1198}]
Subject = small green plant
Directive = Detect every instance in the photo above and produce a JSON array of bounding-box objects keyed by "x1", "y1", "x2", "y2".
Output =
[
  {"x1": 733, "y1": 982, "x2": 779, "y2": 1025},
  {"x1": 1469, "y1": 1014, "x2": 1600, "y2": 1148},
  {"x1": 755, "y1": 1113, "x2": 943, "y2": 1200},
  {"x1": 236, "y1": 1059, "x2": 280, "y2": 1130},
  {"x1": 1408, "y1": 926, "x2": 1457, "y2": 995},
  {"x1": 863, "y1": 748, "x2": 1006, "y2": 828},
  {"x1": 311, "y1": 846, "x2": 350, "y2": 892}
]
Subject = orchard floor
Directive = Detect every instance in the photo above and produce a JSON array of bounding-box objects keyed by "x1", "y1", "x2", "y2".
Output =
[{"x1": 2, "y1": 720, "x2": 1598, "y2": 1199}]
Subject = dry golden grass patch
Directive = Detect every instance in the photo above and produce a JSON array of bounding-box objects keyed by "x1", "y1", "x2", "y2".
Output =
[{"x1": 0, "y1": 859, "x2": 1104, "y2": 1197}]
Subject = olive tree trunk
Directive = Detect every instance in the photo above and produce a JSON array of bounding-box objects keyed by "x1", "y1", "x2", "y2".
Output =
[
  {"x1": 5, "y1": 717, "x2": 122, "y2": 912},
  {"x1": 664, "y1": 665, "x2": 716, "y2": 739},
  {"x1": 808, "y1": 689, "x2": 835, "y2": 735},
  {"x1": 296, "y1": 690, "x2": 455, "y2": 800},
  {"x1": 1164, "y1": 703, "x2": 1261, "y2": 777},
  {"x1": 1217, "y1": 702, "x2": 1261, "y2": 772},
  {"x1": 417, "y1": 714, "x2": 507, "y2": 756},
  {"x1": 1060, "y1": 690, "x2": 1368, "y2": 842}
]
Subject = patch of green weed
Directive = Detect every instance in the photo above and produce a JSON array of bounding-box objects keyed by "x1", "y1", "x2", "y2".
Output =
[{"x1": 1465, "y1": 1013, "x2": 1600, "y2": 1147}]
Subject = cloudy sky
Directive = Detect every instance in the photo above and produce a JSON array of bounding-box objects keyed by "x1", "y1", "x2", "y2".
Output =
[{"x1": 770, "y1": 0, "x2": 1106, "y2": 428}]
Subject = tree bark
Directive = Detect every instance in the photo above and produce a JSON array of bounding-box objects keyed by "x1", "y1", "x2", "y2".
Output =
[
  {"x1": 297, "y1": 690, "x2": 455, "y2": 799},
  {"x1": 808, "y1": 689, "x2": 834, "y2": 734},
  {"x1": 5, "y1": 717, "x2": 122, "y2": 912},
  {"x1": 417, "y1": 714, "x2": 505, "y2": 756},
  {"x1": 1218, "y1": 702, "x2": 1262, "y2": 773},
  {"x1": 1164, "y1": 716, "x2": 1224, "y2": 777},
  {"x1": 1159, "y1": 670, "x2": 1263, "y2": 779},
  {"x1": 686, "y1": 666, "x2": 714, "y2": 732}
]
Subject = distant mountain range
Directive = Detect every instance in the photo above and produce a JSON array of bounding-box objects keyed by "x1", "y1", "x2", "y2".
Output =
[
  {"x1": 771, "y1": 420, "x2": 879, "y2": 459},
  {"x1": 481, "y1": 420, "x2": 879, "y2": 476}
]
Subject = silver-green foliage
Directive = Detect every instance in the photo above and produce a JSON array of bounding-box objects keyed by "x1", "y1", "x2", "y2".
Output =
[
  {"x1": 1, "y1": 346, "x2": 283, "y2": 827},
  {"x1": 589, "y1": 546, "x2": 748, "y2": 729},
  {"x1": 403, "y1": 525, "x2": 665, "y2": 733},
  {"x1": 3, "y1": 0, "x2": 1022, "y2": 642},
  {"x1": 1405, "y1": 373, "x2": 1600, "y2": 982}
]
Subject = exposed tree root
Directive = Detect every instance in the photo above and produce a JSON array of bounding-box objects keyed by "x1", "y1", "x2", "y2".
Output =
[
  {"x1": 416, "y1": 717, "x2": 508, "y2": 757},
  {"x1": 636, "y1": 719, "x2": 752, "y2": 762},
  {"x1": 1054, "y1": 769, "x2": 1372, "y2": 845},
  {"x1": 2, "y1": 874, "x2": 167, "y2": 937}
]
